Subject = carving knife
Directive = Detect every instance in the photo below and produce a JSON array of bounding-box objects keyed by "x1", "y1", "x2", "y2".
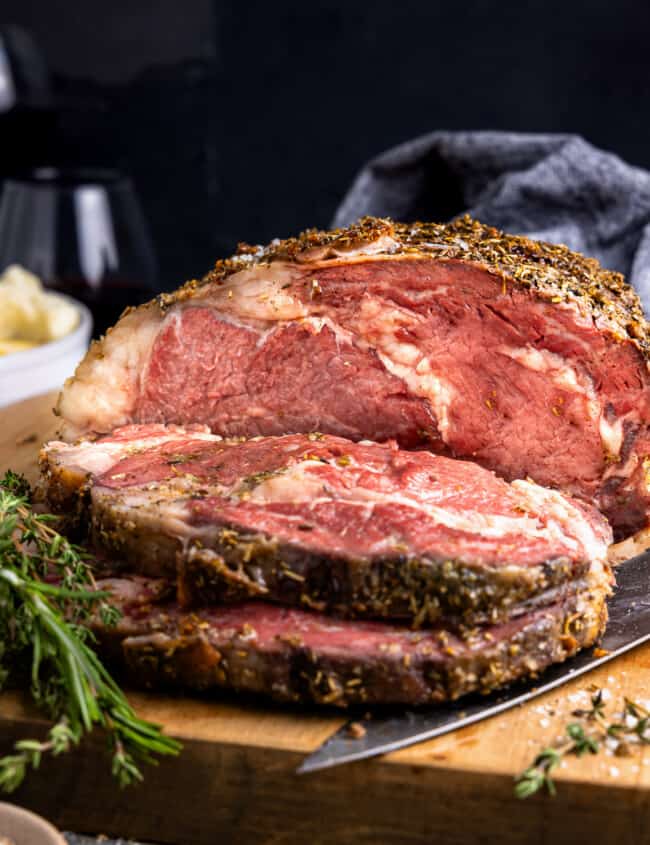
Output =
[{"x1": 297, "y1": 549, "x2": 650, "y2": 774}]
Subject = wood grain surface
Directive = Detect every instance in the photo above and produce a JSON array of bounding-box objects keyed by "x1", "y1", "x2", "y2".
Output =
[{"x1": 2, "y1": 392, "x2": 650, "y2": 845}]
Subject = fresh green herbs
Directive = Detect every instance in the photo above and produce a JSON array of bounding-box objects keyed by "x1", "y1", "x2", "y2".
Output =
[
  {"x1": 0, "y1": 470, "x2": 181, "y2": 793},
  {"x1": 515, "y1": 690, "x2": 650, "y2": 798},
  {"x1": 514, "y1": 722, "x2": 598, "y2": 798}
]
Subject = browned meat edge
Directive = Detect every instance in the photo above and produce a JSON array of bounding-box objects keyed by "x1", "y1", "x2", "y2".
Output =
[
  {"x1": 92, "y1": 581, "x2": 608, "y2": 708},
  {"x1": 178, "y1": 540, "x2": 586, "y2": 626},
  {"x1": 162, "y1": 215, "x2": 648, "y2": 356}
]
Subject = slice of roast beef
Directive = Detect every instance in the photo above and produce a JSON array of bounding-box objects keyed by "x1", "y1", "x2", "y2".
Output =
[
  {"x1": 56, "y1": 216, "x2": 650, "y2": 536},
  {"x1": 91, "y1": 572, "x2": 609, "y2": 707},
  {"x1": 41, "y1": 427, "x2": 613, "y2": 626}
]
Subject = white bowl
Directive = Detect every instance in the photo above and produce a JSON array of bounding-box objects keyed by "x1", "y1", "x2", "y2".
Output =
[
  {"x1": 0, "y1": 294, "x2": 92, "y2": 408},
  {"x1": 0, "y1": 802, "x2": 66, "y2": 845}
]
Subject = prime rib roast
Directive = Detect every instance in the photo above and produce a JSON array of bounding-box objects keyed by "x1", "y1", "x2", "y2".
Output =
[
  {"x1": 41, "y1": 426, "x2": 612, "y2": 627},
  {"x1": 41, "y1": 214, "x2": 645, "y2": 705},
  {"x1": 56, "y1": 215, "x2": 650, "y2": 537},
  {"x1": 91, "y1": 573, "x2": 608, "y2": 707}
]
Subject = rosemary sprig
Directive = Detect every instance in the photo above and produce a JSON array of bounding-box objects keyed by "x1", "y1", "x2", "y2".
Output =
[
  {"x1": 515, "y1": 690, "x2": 650, "y2": 798},
  {"x1": 0, "y1": 470, "x2": 181, "y2": 792}
]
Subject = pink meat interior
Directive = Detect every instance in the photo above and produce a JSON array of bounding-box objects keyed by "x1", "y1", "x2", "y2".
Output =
[
  {"x1": 135, "y1": 258, "x2": 650, "y2": 526},
  {"x1": 96, "y1": 430, "x2": 608, "y2": 568}
]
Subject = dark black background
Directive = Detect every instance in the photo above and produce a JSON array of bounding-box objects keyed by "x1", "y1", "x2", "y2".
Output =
[{"x1": 2, "y1": 0, "x2": 649, "y2": 290}]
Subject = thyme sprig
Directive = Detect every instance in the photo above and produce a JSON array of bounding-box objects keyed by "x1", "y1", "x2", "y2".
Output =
[
  {"x1": 515, "y1": 690, "x2": 650, "y2": 798},
  {"x1": 0, "y1": 470, "x2": 181, "y2": 793}
]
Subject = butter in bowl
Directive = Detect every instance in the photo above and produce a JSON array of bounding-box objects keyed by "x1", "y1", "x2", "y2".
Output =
[{"x1": 0, "y1": 266, "x2": 92, "y2": 407}]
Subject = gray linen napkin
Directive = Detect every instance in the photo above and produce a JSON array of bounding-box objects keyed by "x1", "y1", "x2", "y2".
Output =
[{"x1": 333, "y1": 131, "x2": 650, "y2": 314}]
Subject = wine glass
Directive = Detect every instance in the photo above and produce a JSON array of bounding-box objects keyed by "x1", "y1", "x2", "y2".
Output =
[{"x1": 0, "y1": 167, "x2": 158, "y2": 336}]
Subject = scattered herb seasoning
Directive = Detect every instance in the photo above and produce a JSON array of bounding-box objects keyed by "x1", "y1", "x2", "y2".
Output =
[
  {"x1": 166, "y1": 453, "x2": 200, "y2": 465},
  {"x1": 173, "y1": 215, "x2": 647, "y2": 357},
  {"x1": 346, "y1": 721, "x2": 367, "y2": 739},
  {"x1": 515, "y1": 690, "x2": 650, "y2": 798},
  {"x1": 237, "y1": 466, "x2": 289, "y2": 495},
  {"x1": 0, "y1": 471, "x2": 181, "y2": 794}
]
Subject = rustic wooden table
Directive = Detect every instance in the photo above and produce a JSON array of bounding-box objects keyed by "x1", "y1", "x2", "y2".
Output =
[{"x1": 2, "y1": 393, "x2": 650, "y2": 845}]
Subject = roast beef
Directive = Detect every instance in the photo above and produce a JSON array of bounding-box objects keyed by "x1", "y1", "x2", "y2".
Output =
[
  {"x1": 41, "y1": 426, "x2": 612, "y2": 626},
  {"x1": 91, "y1": 572, "x2": 609, "y2": 707},
  {"x1": 55, "y1": 216, "x2": 650, "y2": 536}
]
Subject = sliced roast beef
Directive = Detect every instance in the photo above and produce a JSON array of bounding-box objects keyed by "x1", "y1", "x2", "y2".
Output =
[
  {"x1": 91, "y1": 571, "x2": 609, "y2": 707},
  {"x1": 41, "y1": 426, "x2": 612, "y2": 626},
  {"x1": 56, "y1": 216, "x2": 650, "y2": 536}
]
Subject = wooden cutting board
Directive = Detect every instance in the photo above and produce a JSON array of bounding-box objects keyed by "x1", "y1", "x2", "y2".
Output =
[{"x1": 2, "y1": 392, "x2": 650, "y2": 845}]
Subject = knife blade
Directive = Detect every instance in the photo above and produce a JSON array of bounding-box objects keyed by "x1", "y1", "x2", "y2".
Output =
[{"x1": 297, "y1": 548, "x2": 650, "y2": 774}]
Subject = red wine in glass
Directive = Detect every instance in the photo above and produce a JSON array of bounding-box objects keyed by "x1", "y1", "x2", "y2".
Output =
[
  {"x1": 0, "y1": 167, "x2": 157, "y2": 336},
  {"x1": 46, "y1": 275, "x2": 155, "y2": 334}
]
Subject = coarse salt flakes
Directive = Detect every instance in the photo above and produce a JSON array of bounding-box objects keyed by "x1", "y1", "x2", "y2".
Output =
[{"x1": 568, "y1": 691, "x2": 589, "y2": 704}]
